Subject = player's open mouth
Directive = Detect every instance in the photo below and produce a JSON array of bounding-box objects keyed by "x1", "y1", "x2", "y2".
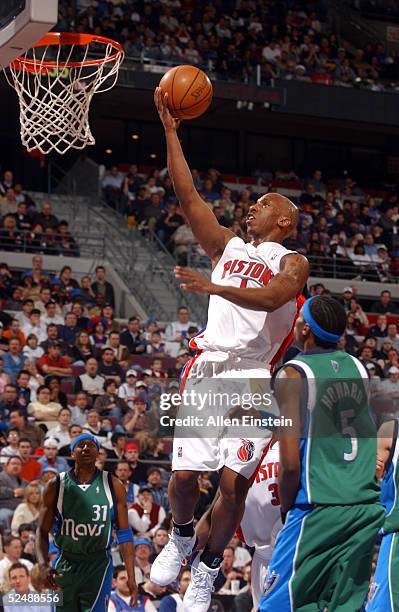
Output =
[{"x1": 247, "y1": 214, "x2": 255, "y2": 222}]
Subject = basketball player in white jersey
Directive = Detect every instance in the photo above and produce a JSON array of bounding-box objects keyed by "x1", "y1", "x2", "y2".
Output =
[{"x1": 151, "y1": 87, "x2": 309, "y2": 611}]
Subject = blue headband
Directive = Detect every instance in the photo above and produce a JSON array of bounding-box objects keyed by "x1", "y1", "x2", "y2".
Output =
[
  {"x1": 70, "y1": 433, "x2": 100, "y2": 452},
  {"x1": 302, "y1": 297, "x2": 341, "y2": 344}
]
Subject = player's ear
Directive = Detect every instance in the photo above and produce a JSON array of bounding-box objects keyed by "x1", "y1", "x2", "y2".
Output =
[{"x1": 278, "y1": 216, "x2": 291, "y2": 228}]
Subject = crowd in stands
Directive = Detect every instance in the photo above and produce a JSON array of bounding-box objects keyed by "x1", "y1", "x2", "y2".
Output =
[
  {"x1": 102, "y1": 162, "x2": 399, "y2": 282},
  {"x1": 57, "y1": 0, "x2": 399, "y2": 91},
  {"x1": 0, "y1": 171, "x2": 79, "y2": 257}
]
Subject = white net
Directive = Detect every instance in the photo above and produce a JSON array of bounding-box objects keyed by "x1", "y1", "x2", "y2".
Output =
[{"x1": 4, "y1": 33, "x2": 124, "y2": 155}]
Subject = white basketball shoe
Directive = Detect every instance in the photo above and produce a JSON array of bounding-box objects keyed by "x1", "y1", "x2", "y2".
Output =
[{"x1": 150, "y1": 530, "x2": 196, "y2": 586}]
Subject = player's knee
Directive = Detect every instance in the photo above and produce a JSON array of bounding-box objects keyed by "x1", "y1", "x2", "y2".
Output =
[{"x1": 172, "y1": 471, "x2": 198, "y2": 494}]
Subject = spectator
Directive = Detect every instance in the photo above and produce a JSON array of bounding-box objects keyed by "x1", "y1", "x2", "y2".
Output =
[
  {"x1": 145, "y1": 467, "x2": 169, "y2": 512},
  {"x1": 114, "y1": 460, "x2": 139, "y2": 506},
  {"x1": 18, "y1": 438, "x2": 41, "y2": 482},
  {"x1": 38, "y1": 438, "x2": 69, "y2": 474},
  {"x1": 3, "y1": 339, "x2": 26, "y2": 383},
  {"x1": 371, "y1": 290, "x2": 398, "y2": 314},
  {"x1": 74, "y1": 357, "x2": 105, "y2": 399},
  {"x1": 70, "y1": 390, "x2": 89, "y2": 426},
  {"x1": 97, "y1": 347, "x2": 124, "y2": 385},
  {"x1": 4, "y1": 321, "x2": 27, "y2": 348},
  {"x1": 368, "y1": 314, "x2": 388, "y2": 338},
  {"x1": 171, "y1": 222, "x2": 197, "y2": 266},
  {"x1": 15, "y1": 370, "x2": 31, "y2": 413},
  {"x1": 118, "y1": 370, "x2": 138, "y2": 409},
  {"x1": 109, "y1": 565, "x2": 157, "y2": 612},
  {"x1": 21, "y1": 309, "x2": 46, "y2": 344},
  {"x1": 82, "y1": 409, "x2": 104, "y2": 439},
  {"x1": 40, "y1": 324, "x2": 67, "y2": 355},
  {"x1": 123, "y1": 396, "x2": 148, "y2": 435},
  {"x1": 387, "y1": 323, "x2": 399, "y2": 352},
  {"x1": 90, "y1": 321, "x2": 108, "y2": 348},
  {"x1": 33, "y1": 201, "x2": 59, "y2": 230},
  {"x1": 381, "y1": 365, "x2": 399, "y2": 395},
  {"x1": 38, "y1": 342, "x2": 72, "y2": 378},
  {"x1": 27, "y1": 385, "x2": 62, "y2": 429},
  {"x1": 45, "y1": 407, "x2": 72, "y2": 448},
  {"x1": 165, "y1": 307, "x2": 199, "y2": 343},
  {"x1": 24, "y1": 360, "x2": 44, "y2": 402},
  {"x1": 8, "y1": 409, "x2": 44, "y2": 450},
  {"x1": 0, "y1": 538, "x2": 33, "y2": 590},
  {"x1": 42, "y1": 301, "x2": 64, "y2": 326},
  {"x1": 159, "y1": 569, "x2": 191, "y2": 612},
  {"x1": 128, "y1": 487, "x2": 166, "y2": 537},
  {"x1": 15, "y1": 299, "x2": 34, "y2": 328},
  {"x1": 23, "y1": 334, "x2": 44, "y2": 361},
  {"x1": 93, "y1": 379, "x2": 127, "y2": 421},
  {"x1": 71, "y1": 330, "x2": 95, "y2": 363},
  {"x1": 58, "y1": 312, "x2": 80, "y2": 346},
  {"x1": 150, "y1": 528, "x2": 169, "y2": 563},
  {"x1": 106, "y1": 331, "x2": 130, "y2": 369},
  {"x1": 0, "y1": 457, "x2": 27, "y2": 531},
  {"x1": 91, "y1": 265, "x2": 115, "y2": 308},
  {"x1": 146, "y1": 331, "x2": 169, "y2": 357},
  {"x1": 11, "y1": 482, "x2": 42, "y2": 536},
  {"x1": 120, "y1": 317, "x2": 147, "y2": 355},
  {"x1": 0, "y1": 429, "x2": 20, "y2": 464},
  {"x1": 102, "y1": 166, "x2": 123, "y2": 209},
  {"x1": 124, "y1": 440, "x2": 148, "y2": 484},
  {"x1": 0, "y1": 385, "x2": 21, "y2": 423}
]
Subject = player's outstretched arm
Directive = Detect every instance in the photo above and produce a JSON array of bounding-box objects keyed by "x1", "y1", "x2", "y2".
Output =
[
  {"x1": 112, "y1": 476, "x2": 137, "y2": 607},
  {"x1": 36, "y1": 477, "x2": 61, "y2": 589},
  {"x1": 154, "y1": 87, "x2": 234, "y2": 262},
  {"x1": 274, "y1": 367, "x2": 302, "y2": 517},
  {"x1": 376, "y1": 419, "x2": 396, "y2": 479},
  {"x1": 175, "y1": 253, "x2": 309, "y2": 311}
]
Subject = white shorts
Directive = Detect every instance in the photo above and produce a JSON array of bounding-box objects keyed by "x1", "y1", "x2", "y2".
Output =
[{"x1": 172, "y1": 351, "x2": 272, "y2": 479}]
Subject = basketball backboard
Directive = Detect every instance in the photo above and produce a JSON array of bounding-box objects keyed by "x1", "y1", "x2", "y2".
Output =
[{"x1": 0, "y1": 0, "x2": 58, "y2": 68}]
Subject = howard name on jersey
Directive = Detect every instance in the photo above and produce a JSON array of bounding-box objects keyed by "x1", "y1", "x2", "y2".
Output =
[{"x1": 195, "y1": 237, "x2": 298, "y2": 363}]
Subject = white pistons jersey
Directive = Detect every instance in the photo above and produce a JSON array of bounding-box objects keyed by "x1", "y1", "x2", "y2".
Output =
[
  {"x1": 194, "y1": 237, "x2": 298, "y2": 364},
  {"x1": 238, "y1": 442, "x2": 281, "y2": 548}
]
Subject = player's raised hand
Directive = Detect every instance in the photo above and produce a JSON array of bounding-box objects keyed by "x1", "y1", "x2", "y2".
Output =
[
  {"x1": 175, "y1": 266, "x2": 215, "y2": 294},
  {"x1": 154, "y1": 87, "x2": 180, "y2": 131}
]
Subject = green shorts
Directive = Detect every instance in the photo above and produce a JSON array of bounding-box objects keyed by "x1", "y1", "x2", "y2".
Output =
[
  {"x1": 260, "y1": 502, "x2": 385, "y2": 612},
  {"x1": 54, "y1": 550, "x2": 113, "y2": 612}
]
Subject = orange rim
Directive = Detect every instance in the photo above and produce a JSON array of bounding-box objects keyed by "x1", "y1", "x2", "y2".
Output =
[{"x1": 10, "y1": 32, "x2": 124, "y2": 73}]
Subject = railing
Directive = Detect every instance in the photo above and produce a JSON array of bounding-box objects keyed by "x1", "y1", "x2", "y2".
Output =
[
  {"x1": 96, "y1": 199, "x2": 208, "y2": 322},
  {"x1": 186, "y1": 247, "x2": 399, "y2": 284},
  {"x1": 0, "y1": 229, "x2": 105, "y2": 258}
]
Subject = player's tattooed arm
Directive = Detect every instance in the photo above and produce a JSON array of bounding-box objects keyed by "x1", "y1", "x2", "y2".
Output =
[
  {"x1": 274, "y1": 366, "x2": 302, "y2": 515},
  {"x1": 112, "y1": 476, "x2": 138, "y2": 607},
  {"x1": 175, "y1": 253, "x2": 309, "y2": 311},
  {"x1": 154, "y1": 87, "x2": 234, "y2": 262},
  {"x1": 36, "y1": 477, "x2": 62, "y2": 589},
  {"x1": 376, "y1": 419, "x2": 396, "y2": 479}
]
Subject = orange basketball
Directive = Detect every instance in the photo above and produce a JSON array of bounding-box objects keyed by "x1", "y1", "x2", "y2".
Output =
[{"x1": 159, "y1": 65, "x2": 213, "y2": 120}]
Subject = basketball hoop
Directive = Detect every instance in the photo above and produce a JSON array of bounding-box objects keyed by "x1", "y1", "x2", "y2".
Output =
[{"x1": 5, "y1": 32, "x2": 124, "y2": 155}]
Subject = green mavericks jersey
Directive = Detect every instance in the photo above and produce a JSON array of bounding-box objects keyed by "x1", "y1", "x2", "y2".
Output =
[
  {"x1": 53, "y1": 469, "x2": 116, "y2": 555},
  {"x1": 284, "y1": 349, "x2": 380, "y2": 506}
]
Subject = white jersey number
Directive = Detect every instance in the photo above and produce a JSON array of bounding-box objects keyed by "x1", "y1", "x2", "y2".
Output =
[{"x1": 340, "y1": 409, "x2": 358, "y2": 462}]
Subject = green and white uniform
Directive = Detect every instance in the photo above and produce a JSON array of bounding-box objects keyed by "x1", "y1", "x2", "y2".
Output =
[
  {"x1": 52, "y1": 469, "x2": 117, "y2": 612},
  {"x1": 260, "y1": 349, "x2": 385, "y2": 612}
]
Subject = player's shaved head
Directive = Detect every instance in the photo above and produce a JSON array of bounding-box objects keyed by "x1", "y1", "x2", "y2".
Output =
[{"x1": 246, "y1": 192, "x2": 299, "y2": 245}]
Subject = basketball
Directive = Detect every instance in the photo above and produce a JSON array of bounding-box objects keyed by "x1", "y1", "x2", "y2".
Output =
[{"x1": 159, "y1": 65, "x2": 213, "y2": 120}]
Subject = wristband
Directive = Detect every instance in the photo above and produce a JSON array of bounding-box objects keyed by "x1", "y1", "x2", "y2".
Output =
[{"x1": 116, "y1": 528, "x2": 134, "y2": 544}]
